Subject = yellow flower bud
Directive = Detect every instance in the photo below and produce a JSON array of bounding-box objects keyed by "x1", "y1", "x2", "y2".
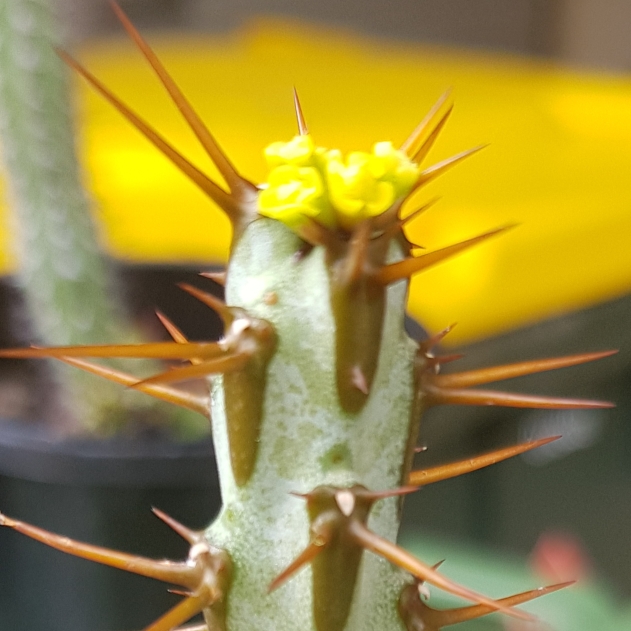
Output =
[
  {"x1": 258, "y1": 137, "x2": 420, "y2": 231},
  {"x1": 264, "y1": 135, "x2": 316, "y2": 168},
  {"x1": 258, "y1": 164, "x2": 333, "y2": 229}
]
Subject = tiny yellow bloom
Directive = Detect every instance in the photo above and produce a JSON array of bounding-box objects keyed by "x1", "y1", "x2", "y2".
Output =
[
  {"x1": 264, "y1": 135, "x2": 316, "y2": 168},
  {"x1": 325, "y1": 151, "x2": 396, "y2": 228},
  {"x1": 258, "y1": 164, "x2": 333, "y2": 229},
  {"x1": 258, "y1": 137, "x2": 420, "y2": 231}
]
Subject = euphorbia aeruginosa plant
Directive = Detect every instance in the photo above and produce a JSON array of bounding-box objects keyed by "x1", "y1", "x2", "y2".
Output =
[{"x1": 0, "y1": 3, "x2": 616, "y2": 631}]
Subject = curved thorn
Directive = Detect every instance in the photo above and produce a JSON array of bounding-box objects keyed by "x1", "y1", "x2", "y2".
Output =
[
  {"x1": 348, "y1": 521, "x2": 533, "y2": 621},
  {"x1": 0, "y1": 512, "x2": 199, "y2": 589},
  {"x1": 109, "y1": 1, "x2": 254, "y2": 195},
  {"x1": 178, "y1": 283, "x2": 232, "y2": 323},
  {"x1": 412, "y1": 104, "x2": 454, "y2": 164},
  {"x1": 434, "y1": 350, "x2": 618, "y2": 389},
  {"x1": 425, "y1": 383, "x2": 615, "y2": 409},
  {"x1": 152, "y1": 508, "x2": 203, "y2": 545},
  {"x1": 134, "y1": 352, "x2": 250, "y2": 386},
  {"x1": 200, "y1": 270, "x2": 227, "y2": 286},
  {"x1": 426, "y1": 581, "x2": 573, "y2": 627},
  {"x1": 269, "y1": 539, "x2": 329, "y2": 592},
  {"x1": 408, "y1": 436, "x2": 561, "y2": 486},
  {"x1": 0, "y1": 341, "x2": 226, "y2": 361},
  {"x1": 375, "y1": 225, "x2": 514, "y2": 285},
  {"x1": 156, "y1": 311, "x2": 189, "y2": 344},
  {"x1": 414, "y1": 145, "x2": 486, "y2": 189},
  {"x1": 56, "y1": 49, "x2": 241, "y2": 221},
  {"x1": 55, "y1": 356, "x2": 210, "y2": 417},
  {"x1": 293, "y1": 87, "x2": 309, "y2": 135},
  {"x1": 144, "y1": 594, "x2": 209, "y2": 631},
  {"x1": 400, "y1": 89, "x2": 452, "y2": 157}
]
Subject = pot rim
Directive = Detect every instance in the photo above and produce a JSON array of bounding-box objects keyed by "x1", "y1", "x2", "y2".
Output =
[{"x1": 0, "y1": 420, "x2": 218, "y2": 488}]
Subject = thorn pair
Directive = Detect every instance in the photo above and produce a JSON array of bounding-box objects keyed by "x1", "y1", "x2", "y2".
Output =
[
  {"x1": 270, "y1": 485, "x2": 533, "y2": 622},
  {"x1": 417, "y1": 325, "x2": 616, "y2": 410},
  {"x1": 399, "y1": 575, "x2": 572, "y2": 630},
  {"x1": 408, "y1": 435, "x2": 561, "y2": 486},
  {"x1": 0, "y1": 282, "x2": 275, "y2": 413},
  {"x1": 0, "y1": 507, "x2": 231, "y2": 631},
  {"x1": 59, "y1": 1, "x2": 258, "y2": 237}
]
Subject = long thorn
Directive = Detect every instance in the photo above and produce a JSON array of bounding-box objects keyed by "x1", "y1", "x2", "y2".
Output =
[
  {"x1": 109, "y1": 1, "x2": 253, "y2": 196},
  {"x1": 178, "y1": 283, "x2": 232, "y2": 323},
  {"x1": 348, "y1": 521, "x2": 533, "y2": 621},
  {"x1": 0, "y1": 341, "x2": 226, "y2": 361},
  {"x1": 358, "y1": 486, "x2": 420, "y2": 501},
  {"x1": 0, "y1": 512, "x2": 199, "y2": 589},
  {"x1": 415, "y1": 145, "x2": 486, "y2": 188},
  {"x1": 412, "y1": 104, "x2": 454, "y2": 164},
  {"x1": 144, "y1": 595, "x2": 209, "y2": 631},
  {"x1": 426, "y1": 581, "x2": 573, "y2": 627},
  {"x1": 408, "y1": 436, "x2": 561, "y2": 486},
  {"x1": 134, "y1": 353, "x2": 250, "y2": 386},
  {"x1": 400, "y1": 89, "x2": 452, "y2": 157},
  {"x1": 56, "y1": 49, "x2": 240, "y2": 220},
  {"x1": 156, "y1": 311, "x2": 189, "y2": 344},
  {"x1": 400, "y1": 198, "x2": 440, "y2": 227},
  {"x1": 434, "y1": 350, "x2": 618, "y2": 389},
  {"x1": 376, "y1": 225, "x2": 513, "y2": 285},
  {"x1": 56, "y1": 356, "x2": 210, "y2": 417},
  {"x1": 152, "y1": 508, "x2": 203, "y2": 545},
  {"x1": 293, "y1": 87, "x2": 309, "y2": 135},
  {"x1": 425, "y1": 384, "x2": 615, "y2": 409},
  {"x1": 269, "y1": 539, "x2": 329, "y2": 592},
  {"x1": 200, "y1": 271, "x2": 226, "y2": 286}
]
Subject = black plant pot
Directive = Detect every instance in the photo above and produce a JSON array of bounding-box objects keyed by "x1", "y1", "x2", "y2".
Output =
[{"x1": 0, "y1": 420, "x2": 221, "y2": 631}]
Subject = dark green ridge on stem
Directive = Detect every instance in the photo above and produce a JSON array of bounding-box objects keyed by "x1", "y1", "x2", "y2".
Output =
[
  {"x1": 329, "y1": 282, "x2": 385, "y2": 413},
  {"x1": 326, "y1": 218, "x2": 396, "y2": 414},
  {"x1": 223, "y1": 317, "x2": 277, "y2": 487},
  {"x1": 307, "y1": 487, "x2": 373, "y2": 631},
  {"x1": 223, "y1": 367, "x2": 265, "y2": 486}
]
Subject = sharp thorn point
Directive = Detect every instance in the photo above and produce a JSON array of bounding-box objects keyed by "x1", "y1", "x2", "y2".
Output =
[
  {"x1": 408, "y1": 436, "x2": 561, "y2": 486},
  {"x1": 293, "y1": 87, "x2": 309, "y2": 135},
  {"x1": 199, "y1": 270, "x2": 227, "y2": 286}
]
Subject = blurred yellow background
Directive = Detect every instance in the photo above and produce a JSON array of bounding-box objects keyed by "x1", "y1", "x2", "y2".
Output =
[{"x1": 1, "y1": 18, "x2": 630, "y2": 345}]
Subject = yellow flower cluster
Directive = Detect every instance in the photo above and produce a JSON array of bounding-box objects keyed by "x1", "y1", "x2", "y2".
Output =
[{"x1": 258, "y1": 135, "x2": 420, "y2": 231}]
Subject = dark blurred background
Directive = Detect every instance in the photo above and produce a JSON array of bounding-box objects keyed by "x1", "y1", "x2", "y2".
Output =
[{"x1": 58, "y1": 0, "x2": 631, "y2": 72}]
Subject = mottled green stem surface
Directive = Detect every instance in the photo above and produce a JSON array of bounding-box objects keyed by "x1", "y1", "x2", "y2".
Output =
[
  {"x1": 207, "y1": 219, "x2": 417, "y2": 631},
  {"x1": 0, "y1": 0, "x2": 158, "y2": 432}
]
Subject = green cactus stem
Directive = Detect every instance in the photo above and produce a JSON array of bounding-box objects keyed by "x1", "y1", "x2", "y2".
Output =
[
  {"x1": 0, "y1": 4, "x2": 617, "y2": 631},
  {"x1": 0, "y1": 0, "x2": 154, "y2": 432}
]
